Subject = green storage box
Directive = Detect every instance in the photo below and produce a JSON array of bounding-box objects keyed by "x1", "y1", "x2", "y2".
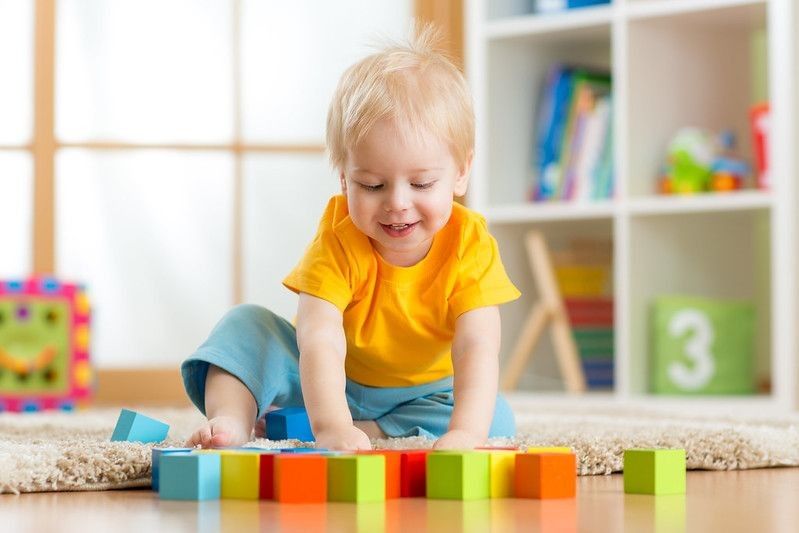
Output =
[{"x1": 651, "y1": 295, "x2": 755, "y2": 394}]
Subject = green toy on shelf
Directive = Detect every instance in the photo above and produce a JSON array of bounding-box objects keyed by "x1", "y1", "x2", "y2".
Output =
[{"x1": 658, "y1": 128, "x2": 752, "y2": 195}]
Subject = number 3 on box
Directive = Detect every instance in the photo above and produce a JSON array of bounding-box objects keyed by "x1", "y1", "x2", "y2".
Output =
[{"x1": 667, "y1": 309, "x2": 716, "y2": 390}]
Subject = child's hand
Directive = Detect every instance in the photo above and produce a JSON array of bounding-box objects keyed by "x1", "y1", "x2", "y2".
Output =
[
  {"x1": 314, "y1": 424, "x2": 372, "y2": 451},
  {"x1": 433, "y1": 428, "x2": 484, "y2": 450}
]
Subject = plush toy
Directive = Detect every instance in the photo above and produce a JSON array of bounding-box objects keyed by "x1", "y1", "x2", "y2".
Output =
[{"x1": 0, "y1": 277, "x2": 93, "y2": 411}]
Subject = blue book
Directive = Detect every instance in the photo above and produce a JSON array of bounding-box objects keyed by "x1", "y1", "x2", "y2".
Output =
[
  {"x1": 535, "y1": 0, "x2": 609, "y2": 13},
  {"x1": 568, "y1": 0, "x2": 610, "y2": 8},
  {"x1": 535, "y1": 66, "x2": 574, "y2": 201}
]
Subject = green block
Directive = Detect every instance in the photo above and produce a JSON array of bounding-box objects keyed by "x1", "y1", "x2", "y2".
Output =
[
  {"x1": 624, "y1": 449, "x2": 686, "y2": 495},
  {"x1": 426, "y1": 452, "x2": 490, "y2": 500},
  {"x1": 651, "y1": 296, "x2": 755, "y2": 394},
  {"x1": 328, "y1": 455, "x2": 385, "y2": 502}
]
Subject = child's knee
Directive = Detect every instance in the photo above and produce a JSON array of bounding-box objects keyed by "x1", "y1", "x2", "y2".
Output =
[{"x1": 225, "y1": 303, "x2": 273, "y2": 325}]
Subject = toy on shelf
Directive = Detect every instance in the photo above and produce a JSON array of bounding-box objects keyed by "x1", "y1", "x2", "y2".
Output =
[
  {"x1": 0, "y1": 277, "x2": 93, "y2": 412},
  {"x1": 709, "y1": 131, "x2": 752, "y2": 192},
  {"x1": 657, "y1": 127, "x2": 752, "y2": 195},
  {"x1": 750, "y1": 103, "x2": 770, "y2": 189}
]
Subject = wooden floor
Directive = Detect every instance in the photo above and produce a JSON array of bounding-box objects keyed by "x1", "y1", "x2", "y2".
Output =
[{"x1": 3, "y1": 468, "x2": 799, "y2": 532}]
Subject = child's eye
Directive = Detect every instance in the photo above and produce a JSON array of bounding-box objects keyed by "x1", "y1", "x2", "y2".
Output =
[
  {"x1": 358, "y1": 182, "x2": 383, "y2": 191},
  {"x1": 412, "y1": 181, "x2": 435, "y2": 190}
]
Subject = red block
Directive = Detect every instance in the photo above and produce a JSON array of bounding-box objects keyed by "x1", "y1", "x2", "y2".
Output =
[
  {"x1": 399, "y1": 450, "x2": 430, "y2": 498},
  {"x1": 259, "y1": 453, "x2": 276, "y2": 500},
  {"x1": 358, "y1": 450, "x2": 402, "y2": 499},
  {"x1": 515, "y1": 453, "x2": 577, "y2": 499},
  {"x1": 274, "y1": 454, "x2": 327, "y2": 503}
]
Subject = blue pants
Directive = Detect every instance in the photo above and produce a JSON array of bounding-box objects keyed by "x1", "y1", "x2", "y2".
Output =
[{"x1": 181, "y1": 304, "x2": 516, "y2": 439}]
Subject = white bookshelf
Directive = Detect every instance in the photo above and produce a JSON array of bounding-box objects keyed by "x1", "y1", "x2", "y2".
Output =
[{"x1": 466, "y1": 0, "x2": 798, "y2": 409}]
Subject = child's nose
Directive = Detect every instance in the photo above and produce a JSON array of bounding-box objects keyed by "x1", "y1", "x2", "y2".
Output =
[{"x1": 385, "y1": 186, "x2": 411, "y2": 211}]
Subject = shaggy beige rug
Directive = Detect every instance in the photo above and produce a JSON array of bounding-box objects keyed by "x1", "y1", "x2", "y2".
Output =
[{"x1": 2, "y1": 401, "x2": 799, "y2": 494}]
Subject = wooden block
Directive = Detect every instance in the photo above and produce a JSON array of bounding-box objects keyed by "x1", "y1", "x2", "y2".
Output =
[
  {"x1": 624, "y1": 449, "x2": 686, "y2": 495},
  {"x1": 427, "y1": 452, "x2": 490, "y2": 500},
  {"x1": 220, "y1": 450, "x2": 261, "y2": 500},
  {"x1": 151, "y1": 447, "x2": 193, "y2": 491},
  {"x1": 328, "y1": 455, "x2": 386, "y2": 502},
  {"x1": 259, "y1": 452, "x2": 277, "y2": 500},
  {"x1": 357, "y1": 450, "x2": 401, "y2": 498},
  {"x1": 110, "y1": 408, "x2": 169, "y2": 443},
  {"x1": 482, "y1": 450, "x2": 516, "y2": 498},
  {"x1": 159, "y1": 453, "x2": 220, "y2": 501},
  {"x1": 527, "y1": 447, "x2": 572, "y2": 454},
  {"x1": 266, "y1": 407, "x2": 314, "y2": 441},
  {"x1": 399, "y1": 450, "x2": 429, "y2": 497},
  {"x1": 515, "y1": 453, "x2": 576, "y2": 499},
  {"x1": 274, "y1": 454, "x2": 328, "y2": 503}
]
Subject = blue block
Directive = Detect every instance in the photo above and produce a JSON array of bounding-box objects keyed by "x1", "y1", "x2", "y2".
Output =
[
  {"x1": 159, "y1": 453, "x2": 221, "y2": 500},
  {"x1": 266, "y1": 407, "x2": 314, "y2": 441},
  {"x1": 152, "y1": 448, "x2": 194, "y2": 491},
  {"x1": 110, "y1": 409, "x2": 170, "y2": 443}
]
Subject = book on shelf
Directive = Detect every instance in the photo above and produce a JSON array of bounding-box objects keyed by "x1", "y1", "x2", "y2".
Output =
[
  {"x1": 532, "y1": 65, "x2": 613, "y2": 203},
  {"x1": 534, "y1": 0, "x2": 611, "y2": 13},
  {"x1": 553, "y1": 239, "x2": 614, "y2": 390}
]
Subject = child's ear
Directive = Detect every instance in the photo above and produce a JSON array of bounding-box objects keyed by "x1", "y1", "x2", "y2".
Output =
[
  {"x1": 453, "y1": 151, "x2": 473, "y2": 197},
  {"x1": 340, "y1": 172, "x2": 348, "y2": 195}
]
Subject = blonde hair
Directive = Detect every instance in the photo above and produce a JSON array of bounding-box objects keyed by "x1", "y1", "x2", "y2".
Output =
[{"x1": 326, "y1": 23, "x2": 474, "y2": 172}]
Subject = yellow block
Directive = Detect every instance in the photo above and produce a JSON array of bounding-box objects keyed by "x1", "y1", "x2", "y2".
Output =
[
  {"x1": 220, "y1": 451, "x2": 260, "y2": 500},
  {"x1": 485, "y1": 451, "x2": 516, "y2": 498},
  {"x1": 527, "y1": 447, "x2": 572, "y2": 454}
]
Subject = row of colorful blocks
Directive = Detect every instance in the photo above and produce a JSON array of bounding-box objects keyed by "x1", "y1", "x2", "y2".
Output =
[{"x1": 153, "y1": 447, "x2": 686, "y2": 503}]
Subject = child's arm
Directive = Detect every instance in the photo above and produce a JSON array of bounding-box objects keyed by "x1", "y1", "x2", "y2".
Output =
[
  {"x1": 296, "y1": 292, "x2": 372, "y2": 450},
  {"x1": 434, "y1": 305, "x2": 501, "y2": 449}
]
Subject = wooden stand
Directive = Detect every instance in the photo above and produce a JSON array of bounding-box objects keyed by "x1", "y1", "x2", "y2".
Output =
[{"x1": 500, "y1": 231, "x2": 587, "y2": 393}]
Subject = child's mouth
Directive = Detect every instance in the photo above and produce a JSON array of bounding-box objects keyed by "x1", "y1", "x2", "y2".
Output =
[{"x1": 381, "y1": 222, "x2": 418, "y2": 237}]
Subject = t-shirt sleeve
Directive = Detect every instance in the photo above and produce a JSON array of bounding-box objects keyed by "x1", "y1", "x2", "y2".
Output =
[
  {"x1": 283, "y1": 213, "x2": 354, "y2": 312},
  {"x1": 448, "y1": 215, "x2": 521, "y2": 318}
]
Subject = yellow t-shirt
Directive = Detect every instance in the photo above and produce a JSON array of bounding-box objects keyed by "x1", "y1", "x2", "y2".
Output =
[{"x1": 283, "y1": 195, "x2": 521, "y2": 387}]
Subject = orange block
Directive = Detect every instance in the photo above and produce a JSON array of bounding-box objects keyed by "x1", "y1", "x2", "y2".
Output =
[
  {"x1": 273, "y1": 454, "x2": 328, "y2": 503},
  {"x1": 358, "y1": 450, "x2": 401, "y2": 499},
  {"x1": 515, "y1": 453, "x2": 576, "y2": 499}
]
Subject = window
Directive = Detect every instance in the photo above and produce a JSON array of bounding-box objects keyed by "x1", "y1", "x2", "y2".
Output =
[{"x1": 4, "y1": 0, "x2": 413, "y2": 366}]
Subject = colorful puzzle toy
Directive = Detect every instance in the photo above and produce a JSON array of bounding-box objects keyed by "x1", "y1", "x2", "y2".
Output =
[{"x1": 0, "y1": 277, "x2": 92, "y2": 412}]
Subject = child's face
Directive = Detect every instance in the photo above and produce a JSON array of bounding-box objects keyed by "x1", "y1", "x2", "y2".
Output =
[{"x1": 341, "y1": 118, "x2": 471, "y2": 267}]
